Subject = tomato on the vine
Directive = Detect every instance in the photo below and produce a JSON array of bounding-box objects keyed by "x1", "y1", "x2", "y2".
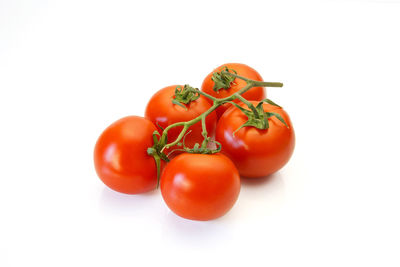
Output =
[
  {"x1": 160, "y1": 153, "x2": 240, "y2": 221},
  {"x1": 94, "y1": 116, "x2": 158, "y2": 194},
  {"x1": 201, "y1": 63, "x2": 265, "y2": 119},
  {"x1": 145, "y1": 85, "x2": 217, "y2": 155},
  {"x1": 216, "y1": 101, "x2": 295, "y2": 178}
]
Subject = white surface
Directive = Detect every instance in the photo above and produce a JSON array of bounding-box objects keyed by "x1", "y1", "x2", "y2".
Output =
[{"x1": 1, "y1": 0, "x2": 400, "y2": 266}]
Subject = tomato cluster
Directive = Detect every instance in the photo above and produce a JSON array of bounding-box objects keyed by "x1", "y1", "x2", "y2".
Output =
[{"x1": 94, "y1": 63, "x2": 295, "y2": 221}]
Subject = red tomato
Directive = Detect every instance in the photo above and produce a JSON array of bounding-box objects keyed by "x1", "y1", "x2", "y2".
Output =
[
  {"x1": 160, "y1": 153, "x2": 240, "y2": 221},
  {"x1": 145, "y1": 85, "x2": 217, "y2": 154},
  {"x1": 94, "y1": 116, "x2": 158, "y2": 194},
  {"x1": 216, "y1": 101, "x2": 295, "y2": 178},
  {"x1": 201, "y1": 63, "x2": 265, "y2": 119}
]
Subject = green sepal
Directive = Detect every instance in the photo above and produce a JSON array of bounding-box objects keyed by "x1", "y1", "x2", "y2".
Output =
[
  {"x1": 265, "y1": 112, "x2": 288, "y2": 128},
  {"x1": 258, "y1": 98, "x2": 282, "y2": 108},
  {"x1": 155, "y1": 122, "x2": 165, "y2": 131},
  {"x1": 212, "y1": 140, "x2": 222, "y2": 153},
  {"x1": 226, "y1": 101, "x2": 250, "y2": 114},
  {"x1": 233, "y1": 120, "x2": 262, "y2": 136},
  {"x1": 153, "y1": 129, "x2": 167, "y2": 144},
  {"x1": 172, "y1": 98, "x2": 187, "y2": 110},
  {"x1": 152, "y1": 130, "x2": 160, "y2": 144}
]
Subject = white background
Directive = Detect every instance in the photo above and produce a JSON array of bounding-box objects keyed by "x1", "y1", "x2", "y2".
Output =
[{"x1": 1, "y1": 0, "x2": 400, "y2": 266}]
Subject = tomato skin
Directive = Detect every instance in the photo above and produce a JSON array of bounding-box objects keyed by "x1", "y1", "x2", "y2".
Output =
[
  {"x1": 160, "y1": 153, "x2": 240, "y2": 221},
  {"x1": 201, "y1": 63, "x2": 266, "y2": 119},
  {"x1": 145, "y1": 85, "x2": 217, "y2": 154},
  {"x1": 94, "y1": 116, "x2": 158, "y2": 194},
  {"x1": 216, "y1": 101, "x2": 295, "y2": 178}
]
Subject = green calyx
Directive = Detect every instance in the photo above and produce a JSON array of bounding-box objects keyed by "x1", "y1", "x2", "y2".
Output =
[
  {"x1": 211, "y1": 66, "x2": 237, "y2": 92},
  {"x1": 230, "y1": 99, "x2": 289, "y2": 136},
  {"x1": 171, "y1": 84, "x2": 200, "y2": 109}
]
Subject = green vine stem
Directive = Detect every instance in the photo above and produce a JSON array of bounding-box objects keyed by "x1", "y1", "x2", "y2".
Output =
[
  {"x1": 200, "y1": 116, "x2": 208, "y2": 149},
  {"x1": 147, "y1": 70, "x2": 284, "y2": 187},
  {"x1": 158, "y1": 74, "x2": 283, "y2": 154},
  {"x1": 220, "y1": 71, "x2": 284, "y2": 88}
]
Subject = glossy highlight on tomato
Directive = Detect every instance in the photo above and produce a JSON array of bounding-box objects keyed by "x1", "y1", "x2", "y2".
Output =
[
  {"x1": 94, "y1": 116, "x2": 158, "y2": 194},
  {"x1": 216, "y1": 101, "x2": 295, "y2": 178},
  {"x1": 160, "y1": 153, "x2": 240, "y2": 221},
  {"x1": 202, "y1": 63, "x2": 265, "y2": 119},
  {"x1": 145, "y1": 85, "x2": 217, "y2": 154}
]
